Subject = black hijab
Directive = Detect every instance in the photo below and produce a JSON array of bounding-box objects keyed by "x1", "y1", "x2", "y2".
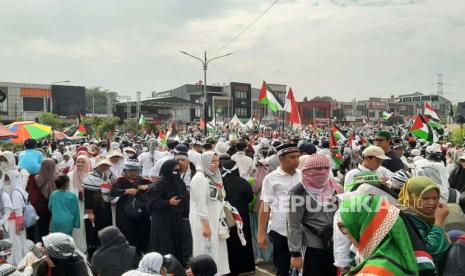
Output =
[
  {"x1": 91, "y1": 226, "x2": 139, "y2": 276},
  {"x1": 221, "y1": 160, "x2": 240, "y2": 179},
  {"x1": 159, "y1": 159, "x2": 188, "y2": 215}
]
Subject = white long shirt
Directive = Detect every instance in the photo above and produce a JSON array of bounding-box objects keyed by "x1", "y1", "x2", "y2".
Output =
[
  {"x1": 260, "y1": 167, "x2": 302, "y2": 237},
  {"x1": 231, "y1": 151, "x2": 254, "y2": 180}
]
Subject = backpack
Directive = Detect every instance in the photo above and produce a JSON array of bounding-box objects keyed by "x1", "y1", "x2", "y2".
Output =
[{"x1": 14, "y1": 189, "x2": 39, "y2": 228}]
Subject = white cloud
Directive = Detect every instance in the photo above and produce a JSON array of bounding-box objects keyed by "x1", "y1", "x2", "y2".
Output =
[{"x1": 0, "y1": 0, "x2": 464, "y2": 102}]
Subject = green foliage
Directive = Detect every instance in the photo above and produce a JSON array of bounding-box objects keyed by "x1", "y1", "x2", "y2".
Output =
[
  {"x1": 81, "y1": 116, "x2": 120, "y2": 138},
  {"x1": 120, "y1": 118, "x2": 142, "y2": 135},
  {"x1": 38, "y1": 113, "x2": 66, "y2": 130},
  {"x1": 447, "y1": 125, "x2": 465, "y2": 145},
  {"x1": 0, "y1": 142, "x2": 24, "y2": 152}
]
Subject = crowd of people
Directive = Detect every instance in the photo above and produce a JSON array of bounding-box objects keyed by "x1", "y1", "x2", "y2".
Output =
[{"x1": 0, "y1": 125, "x2": 465, "y2": 275}]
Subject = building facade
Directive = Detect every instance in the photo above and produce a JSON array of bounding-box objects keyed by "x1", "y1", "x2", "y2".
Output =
[{"x1": 0, "y1": 82, "x2": 85, "y2": 122}]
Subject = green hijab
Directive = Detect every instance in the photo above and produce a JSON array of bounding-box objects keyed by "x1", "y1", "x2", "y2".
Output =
[{"x1": 340, "y1": 194, "x2": 418, "y2": 275}]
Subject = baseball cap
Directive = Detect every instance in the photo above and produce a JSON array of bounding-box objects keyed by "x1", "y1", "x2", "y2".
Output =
[
  {"x1": 410, "y1": 149, "x2": 421, "y2": 156},
  {"x1": 362, "y1": 146, "x2": 391, "y2": 160},
  {"x1": 376, "y1": 130, "x2": 392, "y2": 140},
  {"x1": 459, "y1": 154, "x2": 465, "y2": 161}
]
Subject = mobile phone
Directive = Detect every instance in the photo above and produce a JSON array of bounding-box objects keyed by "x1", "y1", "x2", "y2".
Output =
[{"x1": 29, "y1": 244, "x2": 44, "y2": 259}]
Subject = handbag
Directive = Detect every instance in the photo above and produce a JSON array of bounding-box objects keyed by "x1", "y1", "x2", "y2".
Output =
[
  {"x1": 223, "y1": 207, "x2": 236, "y2": 228},
  {"x1": 14, "y1": 189, "x2": 39, "y2": 228}
]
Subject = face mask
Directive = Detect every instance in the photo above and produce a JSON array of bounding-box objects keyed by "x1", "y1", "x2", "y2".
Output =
[{"x1": 127, "y1": 153, "x2": 135, "y2": 158}]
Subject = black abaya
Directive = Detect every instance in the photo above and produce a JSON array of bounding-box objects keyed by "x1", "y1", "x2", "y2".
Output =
[
  {"x1": 110, "y1": 176, "x2": 152, "y2": 252},
  {"x1": 146, "y1": 159, "x2": 190, "y2": 266},
  {"x1": 222, "y1": 160, "x2": 256, "y2": 275}
]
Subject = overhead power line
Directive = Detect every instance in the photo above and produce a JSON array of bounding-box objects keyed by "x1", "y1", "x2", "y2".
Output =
[{"x1": 214, "y1": 0, "x2": 280, "y2": 54}]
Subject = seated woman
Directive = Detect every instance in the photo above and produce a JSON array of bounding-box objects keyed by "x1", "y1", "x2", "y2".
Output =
[
  {"x1": 122, "y1": 252, "x2": 165, "y2": 276},
  {"x1": 91, "y1": 226, "x2": 140, "y2": 276},
  {"x1": 398, "y1": 176, "x2": 451, "y2": 272},
  {"x1": 41, "y1": 232, "x2": 92, "y2": 276},
  {"x1": 339, "y1": 194, "x2": 418, "y2": 275}
]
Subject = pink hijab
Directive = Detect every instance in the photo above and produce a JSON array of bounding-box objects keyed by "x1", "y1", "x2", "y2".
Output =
[
  {"x1": 69, "y1": 155, "x2": 92, "y2": 193},
  {"x1": 301, "y1": 155, "x2": 342, "y2": 201},
  {"x1": 35, "y1": 158, "x2": 57, "y2": 199}
]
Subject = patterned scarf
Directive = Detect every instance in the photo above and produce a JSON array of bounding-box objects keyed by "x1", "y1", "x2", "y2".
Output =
[
  {"x1": 138, "y1": 252, "x2": 163, "y2": 274},
  {"x1": 301, "y1": 155, "x2": 342, "y2": 203},
  {"x1": 200, "y1": 152, "x2": 223, "y2": 184},
  {"x1": 340, "y1": 194, "x2": 418, "y2": 275}
]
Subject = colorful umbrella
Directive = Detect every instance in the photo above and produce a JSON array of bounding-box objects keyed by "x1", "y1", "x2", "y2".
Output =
[
  {"x1": 6, "y1": 121, "x2": 52, "y2": 143},
  {"x1": 0, "y1": 124, "x2": 18, "y2": 139}
]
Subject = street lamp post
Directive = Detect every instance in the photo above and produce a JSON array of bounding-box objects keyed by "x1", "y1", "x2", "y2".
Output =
[
  {"x1": 50, "y1": 80, "x2": 70, "y2": 113},
  {"x1": 180, "y1": 51, "x2": 232, "y2": 136}
]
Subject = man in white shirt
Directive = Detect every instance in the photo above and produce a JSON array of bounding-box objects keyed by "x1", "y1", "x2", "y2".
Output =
[
  {"x1": 258, "y1": 143, "x2": 302, "y2": 276},
  {"x1": 188, "y1": 140, "x2": 202, "y2": 168},
  {"x1": 231, "y1": 140, "x2": 254, "y2": 180},
  {"x1": 149, "y1": 140, "x2": 180, "y2": 180},
  {"x1": 138, "y1": 145, "x2": 168, "y2": 178},
  {"x1": 344, "y1": 146, "x2": 393, "y2": 191}
]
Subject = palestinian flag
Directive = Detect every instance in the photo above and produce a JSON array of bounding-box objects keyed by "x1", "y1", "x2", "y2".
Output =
[
  {"x1": 157, "y1": 129, "x2": 167, "y2": 146},
  {"x1": 332, "y1": 123, "x2": 346, "y2": 142},
  {"x1": 415, "y1": 251, "x2": 435, "y2": 272},
  {"x1": 138, "y1": 114, "x2": 146, "y2": 126},
  {"x1": 382, "y1": 111, "x2": 393, "y2": 120},
  {"x1": 423, "y1": 102, "x2": 441, "y2": 129},
  {"x1": 410, "y1": 114, "x2": 438, "y2": 142},
  {"x1": 332, "y1": 151, "x2": 343, "y2": 168},
  {"x1": 73, "y1": 112, "x2": 87, "y2": 137},
  {"x1": 283, "y1": 87, "x2": 301, "y2": 124},
  {"x1": 258, "y1": 81, "x2": 283, "y2": 112}
]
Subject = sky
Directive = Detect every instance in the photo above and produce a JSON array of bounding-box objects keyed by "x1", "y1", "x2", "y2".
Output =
[{"x1": 1, "y1": 0, "x2": 465, "y2": 103}]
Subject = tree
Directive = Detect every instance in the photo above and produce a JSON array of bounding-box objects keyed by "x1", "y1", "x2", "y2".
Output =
[
  {"x1": 81, "y1": 116, "x2": 120, "y2": 139},
  {"x1": 447, "y1": 125, "x2": 465, "y2": 146},
  {"x1": 38, "y1": 113, "x2": 66, "y2": 130},
  {"x1": 120, "y1": 118, "x2": 142, "y2": 135}
]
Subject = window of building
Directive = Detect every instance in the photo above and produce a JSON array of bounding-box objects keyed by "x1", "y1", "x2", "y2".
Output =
[
  {"x1": 421, "y1": 96, "x2": 431, "y2": 101},
  {"x1": 303, "y1": 109, "x2": 313, "y2": 119},
  {"x1": 0, "y1": 93, "x2": 7, "y2": 115},
  {"x1": 235, "y1": 107, "x2": 247, "y2": 117},
  {"x1": 413, "y1": 97, "x2": 420, "y2": 102},
  {"x1": 431, "y1": 96, "x2": 438, "y2": 102},
  {"x1": 235, "y1": 91, "x2": 247, "y2": 99},
  {"x1": 404, "y1": 97, "x2": 412, "y2": 102}
]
